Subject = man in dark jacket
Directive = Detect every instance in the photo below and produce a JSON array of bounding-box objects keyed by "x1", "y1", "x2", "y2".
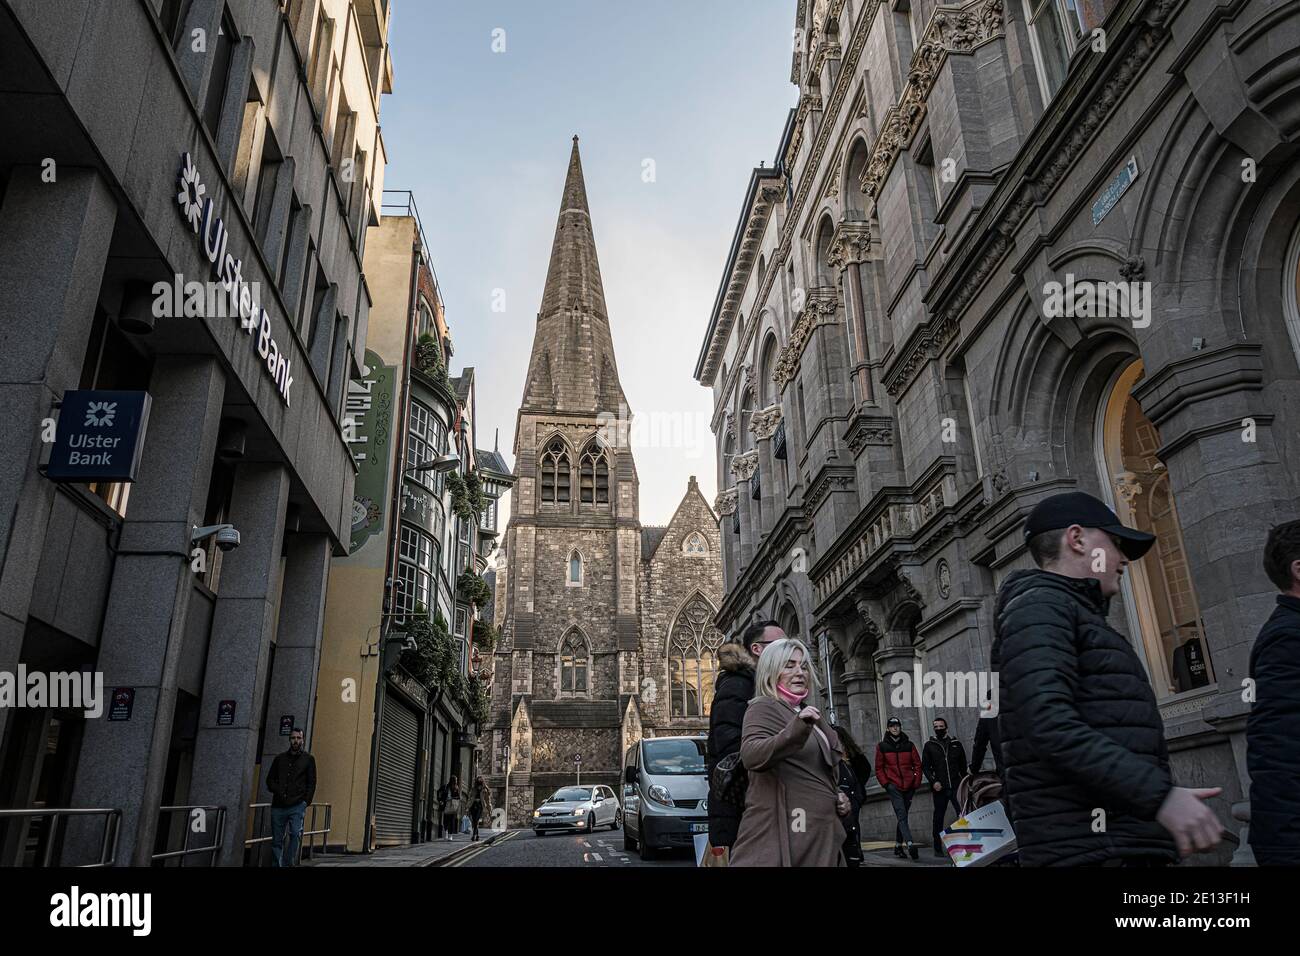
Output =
[
  {"x1": 875, "y1": 716, "x2": 922, "y2": 859},
  {"x1": 970, "y1": 714, "x2": 1002, "y2": 775},
  {"x1": 706, "y1": 620, "x2": 782, "y2": 849},
  {"x1": 923, "y1": 716, "x2": 968, "y2": 857},
  {"x1": 994, "y1": 491, "x2": 1222, "y2": 866},
  {"x1": 265, "y1": 728, "x2": 317, "y2": 867},
  {"x1": 1248, "y1": 519, "x2": 1300, "y2": 866}
]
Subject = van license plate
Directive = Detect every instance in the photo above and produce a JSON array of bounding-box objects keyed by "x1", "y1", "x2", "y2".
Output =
[{"x1": 690, "y1": 823, "x2": 708, "y2": 833}]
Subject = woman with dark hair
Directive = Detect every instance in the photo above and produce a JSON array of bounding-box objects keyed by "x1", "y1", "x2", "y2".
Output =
[{"x1": 832, "y1": 724, "x2": 871, "y2": 866}]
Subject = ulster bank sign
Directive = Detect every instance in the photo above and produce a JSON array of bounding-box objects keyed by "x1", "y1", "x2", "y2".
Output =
[{"x1": 174, "y1": 152, "x2": 294, "y2": 406}]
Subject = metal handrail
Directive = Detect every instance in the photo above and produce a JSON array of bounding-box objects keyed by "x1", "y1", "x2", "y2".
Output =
[
  {"x1": 380, "y1": 189, "x2": 445, "y2": 311},
  {"x1": 151, "y1": 805, "x2": 226, "y2": 866},
  {"x1": 245, "y1": 802, "x2": 332, "y2": 865},
  {"x1": 0, "y1": 808, "x2": 121, "y2": 867}
]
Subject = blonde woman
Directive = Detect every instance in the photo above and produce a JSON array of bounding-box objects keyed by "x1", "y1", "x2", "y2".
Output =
[{"x1": 729, "y1": 637, "x2": 850, "y2": 866}]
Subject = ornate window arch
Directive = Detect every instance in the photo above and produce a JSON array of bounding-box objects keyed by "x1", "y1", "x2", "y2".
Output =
[
  {"x1": 578, "y1": 438, "x2": 610, "y2": 506},
  {"x1": 559, "y1": 629, "x2": 590, "y2": 697},
  {"x1": 683, "y1": 531, "x2": 708, "y2": 556},
  {"x1": 566, "y1": 548, "x2": 583, "y2": 586},
  {"x1": 667, "y1": 593, "x2": 724, "y2": 718},
  {"x1": 540, "y1": 436, "x2": 571, "y2": 505},
  {"x1": 1285, "y1": 221, "x2": 1300, "y2": 368},
  {"x1": 1095, "y1": 359, "x2": 1213, "y2": 699}
]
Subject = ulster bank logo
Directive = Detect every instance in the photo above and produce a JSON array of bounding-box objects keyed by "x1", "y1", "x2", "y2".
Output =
[
  {"x1": 83, "y1": 401, "x2": 116, "y2": 427},
  {"x1": 177, "y1": 153, "x2": 206, "y2": 232}
]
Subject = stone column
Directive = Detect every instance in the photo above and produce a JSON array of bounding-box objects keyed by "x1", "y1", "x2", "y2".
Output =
[
  {"x1": 731, "y1": 451, "x2": 759, "y2": 569},
  {"x1": 842, "y1": 667, "x2": 880, "y2": 755},
  {"x1": 829, "y1": 221, "x2": 875, "y2": 407},
  {"x1": 66, "y1": 355, "x2": 227, "y2": 866},
  {"x1": 189, "y1": 462, "x2": 290, "y2": 865},
  {"x1": 259, "y1": 532, "x2": 331, "y2": 767},
  {"x1": 0, "y1": 166, "x2": 116, "y2": 747}
]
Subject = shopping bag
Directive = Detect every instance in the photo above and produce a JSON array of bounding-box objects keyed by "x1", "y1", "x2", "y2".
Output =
[
  {"x1": 941, "y1": 799, "x2": 1017, "y2": 867},
  {"x1": 693, "y1": 832, "x2": 711, "y2": 866},
  {"x1": 701, "y1": 843, "x2": 730, "y2": 868},
  {"x1": 460, "y1": 814, "x2": 472, "y2": 834}
]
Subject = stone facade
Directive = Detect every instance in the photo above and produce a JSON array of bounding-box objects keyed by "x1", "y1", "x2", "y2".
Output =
[
  {"x1": 482, "y1": 141, "x2": 723, "y2": 823},
  {"x1": 696, "y1": 0, "x2": 1300, "y2": 863}
]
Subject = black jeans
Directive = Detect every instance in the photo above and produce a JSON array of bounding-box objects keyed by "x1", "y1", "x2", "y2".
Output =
[
  {"x1": 931, "y1": 786, "x2": 961, "y2": 852},
  {"x1": 886, "y1": 784, "x2": 915, "y2": 845}
]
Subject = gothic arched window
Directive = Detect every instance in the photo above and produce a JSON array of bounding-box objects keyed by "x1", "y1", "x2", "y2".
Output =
[
  {"x1": 560, "y1": 630, "x2": 589, "y2": 696},
  {"x1": 540, "y1": 438, "x2": 571, "y2": 504},
  {"x1": 567, "y1": 549, "x2": 583, "y2": 586},
  {"x1": 579, "y1": 440, "x2": 610, "y2": 506},
  {"x1": 668, "y1": 594, "x2": 724, "y2": 718},
  {"x1": 683, "y1": 532, "x2": 707, "y2": 556}
]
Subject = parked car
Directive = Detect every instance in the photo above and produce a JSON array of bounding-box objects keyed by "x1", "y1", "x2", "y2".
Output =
[
  {"x1": 532, "y1": 785, "x2": 622, "y2": 835},
  {"x1": 622, "y1": 735, "x2": 709, "y2": 860}
]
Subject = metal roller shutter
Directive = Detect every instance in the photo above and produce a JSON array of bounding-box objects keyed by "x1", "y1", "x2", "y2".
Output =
[{"x1": 374, "y1": 695, "x2": 420, "y2": 846}]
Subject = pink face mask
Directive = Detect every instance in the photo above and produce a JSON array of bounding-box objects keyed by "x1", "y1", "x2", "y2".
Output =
[{"x1": 776, "y1": 682, "x2": 807, "y2": 707}]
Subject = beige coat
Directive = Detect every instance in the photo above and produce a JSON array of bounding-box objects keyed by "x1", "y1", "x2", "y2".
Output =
[{"x1": 729, "y1": 696, "x2": 846, "y2": 867}]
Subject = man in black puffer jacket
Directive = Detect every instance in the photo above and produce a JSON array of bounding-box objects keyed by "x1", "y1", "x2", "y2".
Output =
[
  {"x1": 706, "y1": 620, "x2": 782, "y2": 849},
  {"x1": 1248, "y1": 519, "x2": 1300, "y2": 866},
  {"x1": 993, "y1": 491, "x2": 1223, "y2": 866}
]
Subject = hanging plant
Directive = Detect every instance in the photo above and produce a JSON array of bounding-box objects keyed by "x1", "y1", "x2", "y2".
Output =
[
  {"x1": 463, "y1": 675, "x2": 490, "y2": 726},
  {"x1": 398, "y1": 611, "x2": 455, "y2": 690},
  {"x1": 473, "y1": 620, "x2": 497, "y2": 653},
  {"x1": 457, "y1": 570, "x2": 492, "y2": 606},
  {"x1": 446, "y1": 472, "x2": 475, "y2": 521},
  {"x1": 465, "y1": 470, "x2": 487, "y2": 516},
  {"x1": 415, "y1": 333, "x2": 442, "y2": 375}
]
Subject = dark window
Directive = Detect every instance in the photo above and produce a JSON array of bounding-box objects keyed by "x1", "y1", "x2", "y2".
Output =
[
  {"x1": 159, "y1": 0, "x2": 192, "y2": 47},
  {"x1": 202, "y1": 9, "x2": 237, "y2": 140},
  {"x1": 579, "y1": 441, "x2": 609, "y2": 506},
  {"x1": 540, "y1": 438, "x2": 570, "y2": 504}
]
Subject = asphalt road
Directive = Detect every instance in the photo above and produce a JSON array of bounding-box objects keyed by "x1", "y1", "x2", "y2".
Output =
[{"x1": 449, "y1": 826, "x2": 695, "y2": 867}]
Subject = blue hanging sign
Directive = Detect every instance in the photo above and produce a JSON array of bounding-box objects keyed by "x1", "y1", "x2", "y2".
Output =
[{"x1": 45, "y1": 390, "x2": 152, "y2": 483}]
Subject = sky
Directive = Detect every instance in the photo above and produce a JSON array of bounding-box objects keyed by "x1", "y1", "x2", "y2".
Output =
[{"x1": 381, "y1": 0, "x2": 796, "y2": 525}]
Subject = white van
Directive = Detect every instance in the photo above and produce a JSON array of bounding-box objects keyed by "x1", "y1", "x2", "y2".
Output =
[{"x1": 621, "y1": 735, "x2": 709, "y2": 860}]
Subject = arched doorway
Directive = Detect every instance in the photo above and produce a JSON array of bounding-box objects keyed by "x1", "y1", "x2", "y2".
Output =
[{"x1": 1096, "y1": 360, "x2": 1214, "y2": 698}]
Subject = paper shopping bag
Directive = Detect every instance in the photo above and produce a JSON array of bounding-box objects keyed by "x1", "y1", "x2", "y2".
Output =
[{"x1": 941, "y1": 799, "x2": 1017, "y2": 867}]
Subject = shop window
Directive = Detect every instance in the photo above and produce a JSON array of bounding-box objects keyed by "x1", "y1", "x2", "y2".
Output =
[
  {"x1": 668, "y1": 594, "x2": 724, "y2": 718},
  {"x1": 1098, "y1": 360, "x2": 1214, "y2": 697}
]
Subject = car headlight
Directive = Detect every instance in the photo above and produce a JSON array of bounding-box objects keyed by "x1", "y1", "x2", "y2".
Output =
[
  {"x1": 574, "y1": 805, "x2": 589, "y2": 815},
  {"x1": 647, "y1": 784, "x2": 673, "y2": 806},
  {"x1": 533, "y1": 810, "x2": 541, "y2": 818}
]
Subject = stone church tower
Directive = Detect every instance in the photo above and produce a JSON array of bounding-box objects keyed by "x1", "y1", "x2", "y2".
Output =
[{"x1": 482, "y1": 139, "x2": 723, "y2": 825}]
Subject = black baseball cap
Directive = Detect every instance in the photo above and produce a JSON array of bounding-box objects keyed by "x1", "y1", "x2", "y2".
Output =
[
  {"x1": 1023, "y1": 491, "x2": 1155, "y2": 560},
  {"x1": 886, "y1": 716, "x2": 901, "y2": 727}
]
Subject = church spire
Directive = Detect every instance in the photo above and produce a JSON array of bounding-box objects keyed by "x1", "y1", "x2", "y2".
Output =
[{"x1": 520, "y1": 137, "x2": 628, "y2": 416}]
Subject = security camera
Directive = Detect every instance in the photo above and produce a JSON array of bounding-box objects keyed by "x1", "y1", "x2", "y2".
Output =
[{"x1": 192, "y1": 523, "x2": 241, "y2": 553}]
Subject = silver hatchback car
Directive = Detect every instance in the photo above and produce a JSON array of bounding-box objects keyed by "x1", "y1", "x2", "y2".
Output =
[{"x1": 532, "y1": 785, "x2": 623, "y2": 835}]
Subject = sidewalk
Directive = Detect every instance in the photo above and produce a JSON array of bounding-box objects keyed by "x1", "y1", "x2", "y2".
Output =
[
  {"x1": 859, "y1": 840, "x2": 952, "y2": 867},
  {"x1": 303, "y1": 829, "x2": 508, "y2": 867}
]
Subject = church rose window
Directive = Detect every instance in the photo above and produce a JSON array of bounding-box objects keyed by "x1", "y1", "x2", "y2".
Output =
[
  {"x1": 669, "y1": 595, "x2": 723, "y2": 718},
  {"x1": 684, "y1": 532, "x2": 707, "y2": 555},
  {"x1": 561, "y1": 631, "x2": 588, "y2": 694},
  {"x1": 541, "y1": 438, "x2": 571, "y2": 504}
]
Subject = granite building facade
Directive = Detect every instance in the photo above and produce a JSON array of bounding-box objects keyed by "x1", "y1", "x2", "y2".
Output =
[
  {"x1": 696, "y1": 0, "x2": 1300, "y2": 863},
  {"x1": 0, "y1": 0, "x2": 391, "y2": 865}
]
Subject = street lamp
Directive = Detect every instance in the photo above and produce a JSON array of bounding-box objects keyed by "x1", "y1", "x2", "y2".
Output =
[{"x1": 405, "y1": 453, "x2": 461, "y2": 475}]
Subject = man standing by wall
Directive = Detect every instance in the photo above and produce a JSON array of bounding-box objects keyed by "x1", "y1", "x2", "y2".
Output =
[
  {"x1": 265, "y1": 728, "x2": 316, "y2": 867},
  {"x1": 1248, "y1": 520, "x2": 1300, "y2": 866},
  {"x1": 993, "y1": 492, "x2": 1222, "y2": 866}
]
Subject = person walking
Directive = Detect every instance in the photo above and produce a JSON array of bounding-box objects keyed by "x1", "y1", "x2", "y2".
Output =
[
  {"x1": 729, "y1": 638, "x2": 850, "y2": 866},
  {"x1": 469, "y1": 775, "x2": 491, "y2": 842},
  {"x1": 265, "y1": 728, "x2": 316, "y2": 867},
  {"x1": 1248, "y1": 519, "x2": 1300, "y2": 866},
  {"x1": 875, "y1": 717, "x2": 922, "y2": 860},
  {"x1": 994, "y1": 491, "x2": 1222, "y2": 866},
  {"x1": 970, "y1": 711, "x2": 1003, "y2": 776},
  {"x1": 832, "y1": 724, "x2": 870, "y2": 867},
  {"x1": 706, "y1": 620, "x2": 782, "y2": 853},
  {"x1": 439, "y1": 776, "x2": 462, "y2": 840},
  {"x1": 923, "y1": 716, "x2": 968, "y2": 858}
]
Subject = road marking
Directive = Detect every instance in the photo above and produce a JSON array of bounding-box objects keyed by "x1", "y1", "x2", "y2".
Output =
[
  {"x1": 582, "y1": 841, "x2": 591, "y2": 847},
  {"x1": 583, "y1": 852, "x2": 603, "y2": 863},
  {"x1": 445, "y1": 829, "x2": 518, "y2": 867}
]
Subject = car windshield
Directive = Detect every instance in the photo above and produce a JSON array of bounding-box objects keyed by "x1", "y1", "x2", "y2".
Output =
[
  {"x1": 548, "y1": 788, "x2": 592, "y2": 802},
  {"x1": 642, "y1": 738, "x2": 707, "y2": 775}
]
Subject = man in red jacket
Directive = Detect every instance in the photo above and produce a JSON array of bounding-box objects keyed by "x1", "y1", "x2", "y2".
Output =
[{"x1": 875, "y1": 716, "x2": 922, "y2": 860}]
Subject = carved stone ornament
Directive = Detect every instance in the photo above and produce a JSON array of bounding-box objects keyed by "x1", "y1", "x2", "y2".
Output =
[
  {"x1": 827, "y1": 221, "x2": 873, "y2": 271},
  {"x1": 937, "y1": 559, "x2": 952, "y2": 599},
  {"x1": 1114, "y1": 471, "x2": 1144, "y2": 504},
  {"x1": 749, "y1": 403, "x2": 785, "y2": 441},
  {"x1": 715, "y1": 488, "x2": 739, "y2": 516},
  {"x1": 730, "y1": 450, "x2": 760, "y2": 481},
  {"x1": 772, "y1": 310, "x2": 814, "y2": 387}
]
